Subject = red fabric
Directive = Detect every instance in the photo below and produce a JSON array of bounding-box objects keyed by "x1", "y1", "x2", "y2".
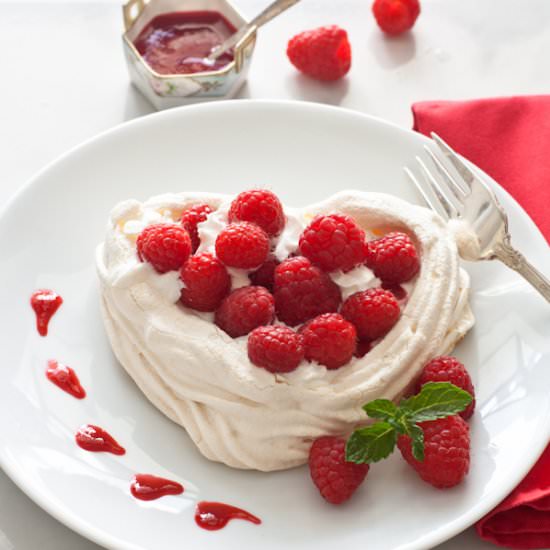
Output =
[{"x1": 413, "y1": 96, "x2": 550, "y2": 549}]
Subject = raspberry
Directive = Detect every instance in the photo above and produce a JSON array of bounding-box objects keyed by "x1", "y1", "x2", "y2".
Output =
[
  {"x1": 309, "y1": 436, "x2": 369, "y2": 504},
  {"x1": 215, "y1": 222, "x2": 269, "y2": 269},
  {"x1": 249, "y1": 255, "x2": 280, "y2": 292},
  {"x1": 355, "y1": 340, "x2": 372, "y2": 358},
  {"x1": 372, "y1": 0, "x2": 420, "y2": 35},
  {"x1": 341, "y1": 288, "x2": 400, "y2": 341},
  {"x1": 301, "y1": 313, "x2": 357, "y2": 369},
  {"x1": 287, "y1": 25, "x2": 351, "y2": 82},
  {"x1": 273, "y1": 256, "x2": 342, "y2": 326},
  {"x1": 299, "y1": 214, "x2": 366, "y2": 272},
  {"x1": 416, "y1": 356, "x2": 476, "y2": 420},
  {"x1": 397, "y1": 415, "x2": 470, "y2": 489},
  {"x1": 248, "y1": 325, "x2": 304, "y2": 373},
  {"x1": 366, "y1": 232, "x2": 420, "y2": 284},
  {"x1": 215, "y1": 286, "x2": 275, "y2": 338},
  {"x1": 228, "y1": 189, "x2": 285, "y2": 237},
  {"x1": 180, "y1": 204, "x2": 212, "y2": 253},
  {"x1": 180, "y1": 253, "x2": 231, "y2": 312},
  {"x1": 381, "y1": 282, "x2": 407, "y2": 301},
  {"x1": 137, "y1": 223, "x2": 192, "y2": 273}
]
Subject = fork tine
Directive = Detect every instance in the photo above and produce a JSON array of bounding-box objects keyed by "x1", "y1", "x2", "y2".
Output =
[
  {"x1": 404, "y1": 166, "x2": 449, "y2": 220},
  {"x1": 415, "y1": 156, "x2": 458, "y2": 220},
  {"x1": 423, "y1": 146, "x2": 467, "y2": 205},
  {"x1": 430, "y1": 133, "x2": 474, "y2": 191}
]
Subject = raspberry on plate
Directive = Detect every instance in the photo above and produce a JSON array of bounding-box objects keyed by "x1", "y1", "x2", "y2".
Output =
[
  {"x1": 249, "y1": 255, "x2": 280, "y2": 292},
  {"x1": 416, "y1": 356, "x2": 476, "y2": 420},
  {"x1": 372, "y1": 0, "x2": 420, "y2": 35},
  {"x1": 341, "y1": 288, "x2": 400, "y2": 341},
  {"x1": 180, "y1": 203, "x2": 212, "y2": 253},
  {"x1": 215, "y1": 222, "x2": 269, "y2": 269},
  {"x1": 299, "y1": 213, "x2": 366, "y2": 273},
  {"x1": 274, "y1": 256, "x2": 342, "y2": 326},
  {"x1": 287, "y1": 25, "x2": 351, "y2": 81},
  {"x1": 137, "y1": 223, "x2": 192, "y2": 273},
  {"x1": 309, "y1": 436, "x2": 369, "y2": 504},
  {"x1": 397, "y1": 415, "x2": 470, "y2": 489},
  {"x1": 248, "y1": 325, "x2": 304, "y2": 373},
  {"x1": 215, "y1": 286, "x2": 275, "y2": 338},
  {"x1": 366, "y1": 231, "x2": 420, "y2": 284},
  {"x1": 228, "y1": 189, "x2": 285, "y2": 237},
  {"x1": 301, "y1": 313, "x2": 357, "y2": 369},
  {"x1": 180, "y1": 252, "x2": 231, "y2": 312}
]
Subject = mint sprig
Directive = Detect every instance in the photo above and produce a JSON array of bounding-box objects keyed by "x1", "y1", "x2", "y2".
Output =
[{"x1": 345, "y1": 382, "x2": 472, "y2": 464}]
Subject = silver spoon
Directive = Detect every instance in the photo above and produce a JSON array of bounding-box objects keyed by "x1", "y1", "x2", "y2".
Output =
[{"x1": 207, "y1": 0, "x2": 302, "y2": 62}]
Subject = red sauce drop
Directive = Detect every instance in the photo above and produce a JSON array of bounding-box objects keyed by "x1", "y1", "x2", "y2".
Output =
[
  {"x1": 46, "y1": 360, "x2": 86, "y2": 399},
  {"x1": 76, "y1": 425, "x2": 126, "y2": 455},
  {"x1": 30, "y1": 289, "x2": 63, "y2": 336},
  {"x1": 130, "y1": 474, "x2": 184, "y2": 501},
  {"x1": 133, "y1": 11, "x2": 237, "y2": 75},
  {"x1": 195, "y1": 501, "x2": 261, "y2": 530}
]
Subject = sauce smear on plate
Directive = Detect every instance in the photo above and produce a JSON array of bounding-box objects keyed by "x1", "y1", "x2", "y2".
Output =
[
  {"x1": 46, "y1": 360, "x2": 86, "y2": 399},
  {"x1": 30, "y1": 289, "x2": 63, "y2": 336},
  {"x1": 130, "y1": 474, "x2": 184, "y2": 501},
  {"x1": 76, "y1": 425, "x2": 126, "y2": 455},
  {"x1": 195, "y1": 501, "x2": 261, "y2": 530}
]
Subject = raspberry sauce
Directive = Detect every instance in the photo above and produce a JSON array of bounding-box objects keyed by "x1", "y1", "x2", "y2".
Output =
[
  {"x1": 30, "y1": 289, "x2": 63, "y2": 336},
  {"x1": 133, "y1": 11, "x2": 236, "y2": 75},
  {"x1": 130, "y1": 474, "x2": 184, "y2": 501},
  {"x1": 75, "y1": 425, "x2": 126, "y2": 455},
  {"x1": 195, "y1": 501, "x2": 261, "y2": 530},
  {"x1": 46, "y1": 360, "x2": 86, "y2": 399}
]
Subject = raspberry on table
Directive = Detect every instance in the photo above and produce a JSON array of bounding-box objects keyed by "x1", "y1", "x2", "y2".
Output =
[
  {"x1": 309, "y1": 436, "x2": 369, "y2": 504},
  {"x1": 228, "y1": 189, "x2": 285, "y2": 237},
  {"x1": 180, "y1": 203, "x2": 212, "y2": 253},
  {"x1": 215, "y1": 286, "x2": 275, "y2": 338},
  {"x1": 366, "y1": 231, "x2": 420, "y2": 284},
  {"x1": 416, "y1": 356, "x2": 476, "y2": 420},
  {"x1": 287, "y1": 25, "x2": 352, "y2": 81},
  {"x1": 248, "y1": 325, "x2": 304, "y2": 373},
  {"x1": 397, "y1": 415, "x2": 470, "y2": 489},
  {"x1": 372, "y1": 0, "x2": 420, "y2": 35},
  {"x1": 180, "y1": 252, "x2": 231, "y2": 312},
  {"x1": 301, "y1": 313, "x2": 357, "y2": 369},
  {"x1": 249, "y1": 255, "x2": 280, "y2": 292},
  {"x1": 273, "y1": 256, "x2": 342, "y2": 326},
  {"x1": 137, "y1": 223, "x2": 192, "y2": 273},
  {"x1": 299, "y1": 214, "x2": 366, "y2": 272},
  {"x1": 341, "y1": 288, "x2": 400, "y2": 341},
  {"x1": 215, "y1": 222, "x2": 269, "y2": 269}
]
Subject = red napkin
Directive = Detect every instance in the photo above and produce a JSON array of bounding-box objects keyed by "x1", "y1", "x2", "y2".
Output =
[{"x1": 413, "y1": 96, "x2": 550, "y2": 549}]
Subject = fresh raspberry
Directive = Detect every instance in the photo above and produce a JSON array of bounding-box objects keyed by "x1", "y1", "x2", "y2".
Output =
[
  {"x1": 416, "y1": 356, "x2": 476, "y2": 420},
  {"x1": 228, "y1": 189, "x2": 285, "y2": 237},
  {"x1": 341, "y1": 288, "x2": 400, "y2": 341},
  {"x1": 397, "y1": 415, "x2": 470, "y2": 489},
  {"x1": 366, "y1": 232, "x2": 420, "y2": 284},
  {"x1": 180, "y1": 204, "x2": 212, "y2": 253},
  {"x1": 355, "y1": 340, "x2": 372, "y2": 358},
  {"x1": 309, "y1": 436, "x2": 369, "y2": 504},
  {"x1": 273, "y1": 256, "x2": 342, "y2": 326},
  {"x1": 180, "y1": 253, "x2": 231, "y2": 312},
  {"x1": 381, "y1": 282, "x2": 408, "y2": 301},
  {"x1": 249, "y1": 255, "x2": 280, "y2": 292},
  {"x1": 299, "y1": 214, "x2": 366, "y2": 272},
  {"x1": 215, "y1": 222, "x2": 269, "y2": 269},
  {"x1": 287, "y1": 25, "x2": 351, "y2": 82},
  {"x1": 301, "y1": 313, "x2": 357, "y2": 369},
  {"x1": 248, "y1": 325, "x2": 304, "y2": 373},
  {"x1": 372, "y1": 0, "x2": 420, "y2": 35},
  {"x1": 215, "y1": 286, "x2": 275, "y2": 338},
  {"x1": 137, "y1": 223, "x2": 192, "y2": 273}
]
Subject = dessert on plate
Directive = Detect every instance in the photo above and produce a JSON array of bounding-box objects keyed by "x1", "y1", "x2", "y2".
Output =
[{"x1": 96, "y1": 189, "x2": 474, "y2": 472}]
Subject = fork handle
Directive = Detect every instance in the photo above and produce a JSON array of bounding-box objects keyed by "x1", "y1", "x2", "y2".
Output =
[{"x1": 494, "y1": 239, "x2": 550, "y2": 303}]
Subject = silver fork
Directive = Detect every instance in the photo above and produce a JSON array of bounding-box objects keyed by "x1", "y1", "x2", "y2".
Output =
[{"x1": 405, "y1": 133, "x2": 550, "y2": 303}]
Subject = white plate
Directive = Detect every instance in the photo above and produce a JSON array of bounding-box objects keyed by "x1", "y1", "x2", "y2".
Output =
[{"x1": 1, "y1": 100, "x2": 549, "y2": 550}]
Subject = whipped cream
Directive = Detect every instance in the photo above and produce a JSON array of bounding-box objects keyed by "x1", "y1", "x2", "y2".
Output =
[{"x1": 97, "y1": 191, "x2": 474, "y2": 472}]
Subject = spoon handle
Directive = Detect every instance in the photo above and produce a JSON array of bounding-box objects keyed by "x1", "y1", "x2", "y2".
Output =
[{"x1": 208, "y1": 0, "x2": 302, "y2": 61}]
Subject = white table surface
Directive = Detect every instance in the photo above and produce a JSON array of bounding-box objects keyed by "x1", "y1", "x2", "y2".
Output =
[{"x1": 1, "y1": 1, "x2": 549, "y2": 548}]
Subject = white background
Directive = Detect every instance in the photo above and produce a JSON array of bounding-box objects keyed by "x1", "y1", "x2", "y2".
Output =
[{"x1": 1, "y1": 1, "x2": 549, "y2": 548}]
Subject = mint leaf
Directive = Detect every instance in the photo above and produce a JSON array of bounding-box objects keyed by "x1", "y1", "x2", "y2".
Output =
[
  {"x1": 345, "y1": 422, "x2": 397, "y2": 464},
  {"x1": 400, "y1": 382, "x2": 472, "y2": 423},
  {"x1": 363, "y1": 399, "x2": 398, "y2": 421},
  {"x1": 408, "y1": 423, "x2": 425, "y2": 461}
]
